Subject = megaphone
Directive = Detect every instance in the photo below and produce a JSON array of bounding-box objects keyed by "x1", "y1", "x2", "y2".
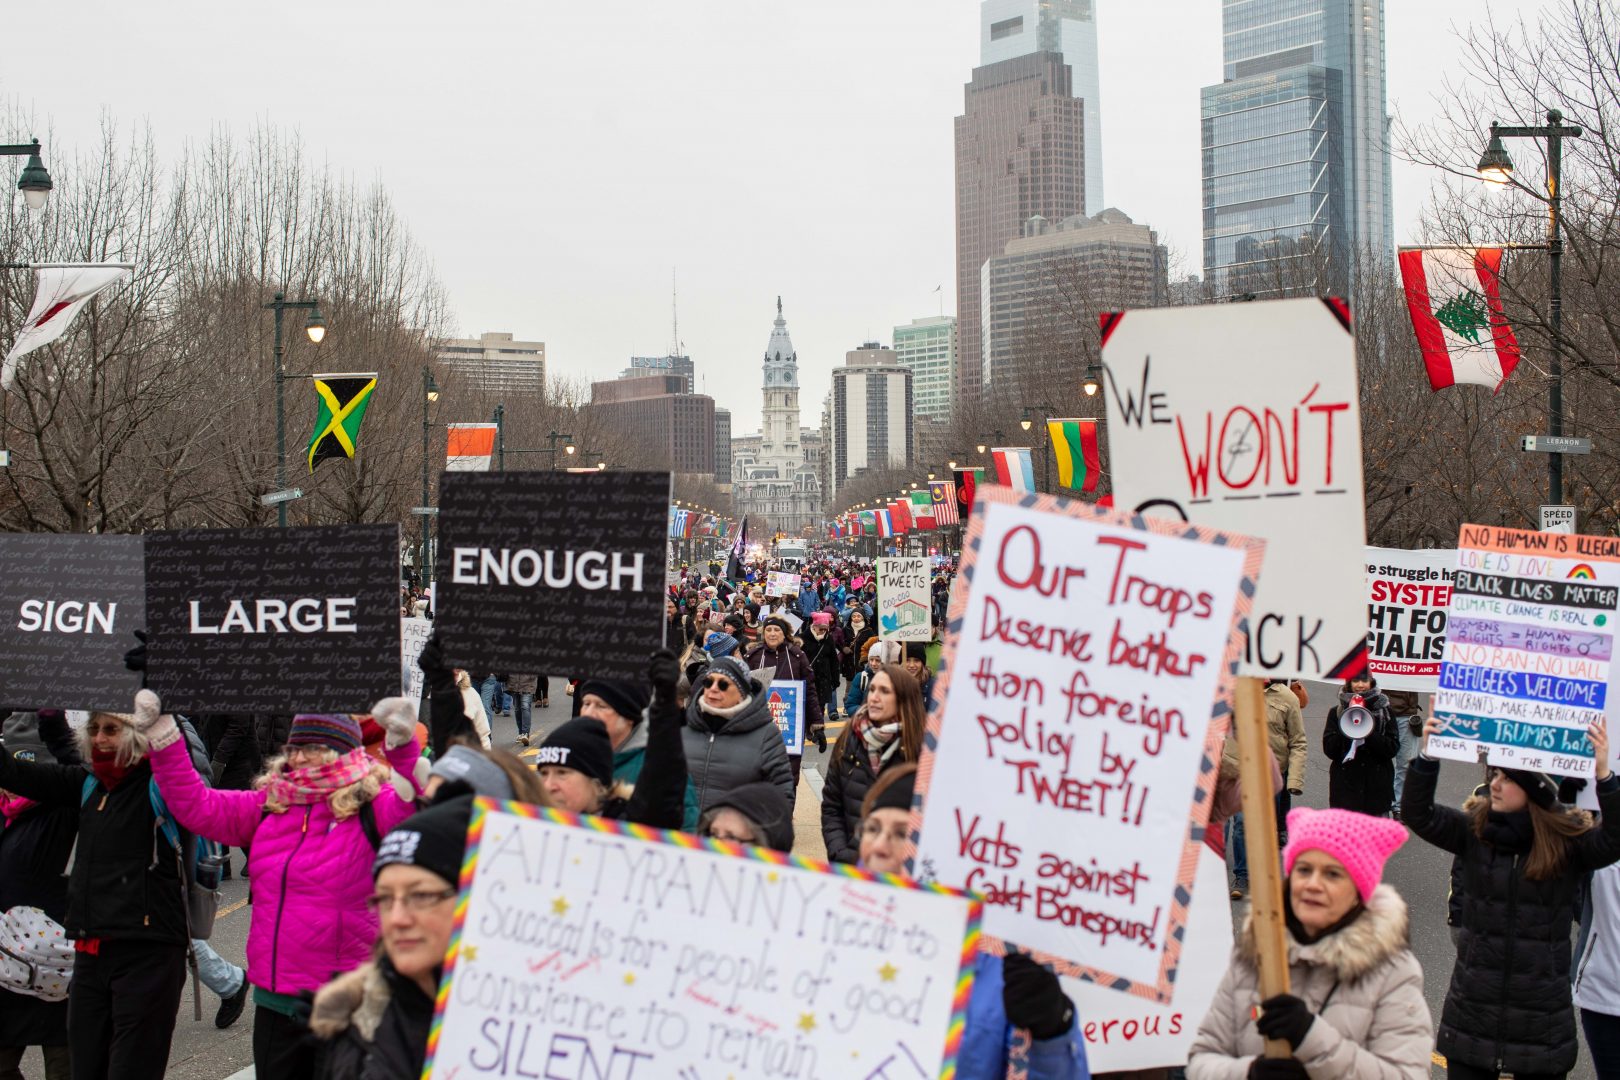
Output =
[{"x1": 1339, "y1": 694, "x2": 1376, "y2": 739}]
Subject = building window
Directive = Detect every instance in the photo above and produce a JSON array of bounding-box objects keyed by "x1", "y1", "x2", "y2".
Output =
[{"x1": 990, "y1": 15, "x2": 1024, "y2": 40}]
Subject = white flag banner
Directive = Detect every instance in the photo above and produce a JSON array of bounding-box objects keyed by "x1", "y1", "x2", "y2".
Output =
[{"x1": 3, "y1": 263, "x2": 135, "y2": 390}]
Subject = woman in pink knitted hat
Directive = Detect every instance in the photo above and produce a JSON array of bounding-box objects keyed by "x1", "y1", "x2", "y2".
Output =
[{"x1": 1187, "y1": 806, "x2": 1432, "y2": 1079}]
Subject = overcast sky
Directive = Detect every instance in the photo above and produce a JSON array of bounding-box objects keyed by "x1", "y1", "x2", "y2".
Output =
[{"x1": 7, "y1": 1, "x2": 1545, "y2": 435}]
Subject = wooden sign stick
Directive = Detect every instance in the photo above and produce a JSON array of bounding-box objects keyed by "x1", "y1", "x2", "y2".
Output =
[{"x1": 1234, "y1": 675, "x2": 1292, "y2": 1059}]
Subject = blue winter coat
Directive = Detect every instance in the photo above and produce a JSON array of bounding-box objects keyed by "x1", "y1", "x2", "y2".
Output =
[{"x1": 958, "y1": 953, "x2": 1089, "y2": 1080}]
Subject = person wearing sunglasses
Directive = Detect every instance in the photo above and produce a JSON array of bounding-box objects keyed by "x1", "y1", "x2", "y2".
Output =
[{"x1": 682, "y1": 656, "x2": 793, "y2": 812}]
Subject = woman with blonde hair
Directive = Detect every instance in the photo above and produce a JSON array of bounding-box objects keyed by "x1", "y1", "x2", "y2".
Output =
[{"x1": 132, "y1": 690, "x2": 425, "y2": 1080}]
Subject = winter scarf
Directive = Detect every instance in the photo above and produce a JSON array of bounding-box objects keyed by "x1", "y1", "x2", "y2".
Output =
[
  {"x1": 0, "y1": 791, "x2": 37, "y2": 825},
  {"x1": 856, "y1": 714, "x2": 903, "y2": 772},
  {"x1": 1481, "y1": 809, "x2": 1535, "y2": 853},
  {"x1": 89, "y1": 747, "x2": 134, "y2": 792},
  {"x1": 266, "y1": 747, "x2": 375, "y2": 807}
]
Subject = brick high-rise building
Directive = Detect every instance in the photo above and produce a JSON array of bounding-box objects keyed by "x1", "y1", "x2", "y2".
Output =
[{"x1": 583, "y1": 374, "x2": 715, "y2": 476}]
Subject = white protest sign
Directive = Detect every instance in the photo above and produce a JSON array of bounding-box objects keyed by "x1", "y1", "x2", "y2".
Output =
[
  {"x1": 876, "y1": 557, "x2": 932, "y2": 641},
  {"x1": 912, "y1": 485, "x2": 1261, "y2": 1002},
  {"x1": 1430, "y1": 524, "x2": 1620, "y2": 777},
  {"x1": 426, "y1": 801, "x2": 982, "y2": 1078},
  {"x1": 766, "y1": 571, "x2": 801, "y2": 598},
  {"x1": 1365, "y1": 547, "x2": 1456, "y2": 693},
  {"x1": 1103, "y1": 298, "x2": 1368, "y2": 681},
  {"x1": 401, "y1": 616, "x2": 433, "y2": 701}
]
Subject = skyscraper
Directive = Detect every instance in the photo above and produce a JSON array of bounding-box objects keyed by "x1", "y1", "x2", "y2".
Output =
[
  {"x1": 435, "y1": 332, "x2": 546, "y2": 395},
  {"x1": 1200, "y1": 0, "x2": 1393, "y2": 297},
  {"x1": 732, "y1": 299, "x2": 821, "y2": 535},
  {"x1": 892, "y1": 316, "x2": 957, "y2": 425},
  {"x1": 829, "y1": 344, "x2": 914, "y2": 502}
]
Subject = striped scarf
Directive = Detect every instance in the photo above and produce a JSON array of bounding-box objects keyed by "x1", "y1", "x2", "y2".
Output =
[{"x1": 266, "y1": 747, "x2": 375, "y2": 807}]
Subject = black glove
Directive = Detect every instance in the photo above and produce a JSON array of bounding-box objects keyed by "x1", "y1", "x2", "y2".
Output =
[
  {"x1": 1255, "y1": 994, "x2": 1315, "y2": 1050},
  {"x1": 123, "y1": 629, "x2": 148, "y2": 673},
  {"x1": 1247, "y1": 1057, "x2": 1309, "y2": 1079},
  {"x1": 810, "y1": 723, "x2": 828, "y2": 753},
  {"x1": 648, "y1": 649, "x2": 679, "y2": 704},
  {"x1": 417, "y1": 635, "x2": 453, "y2": 688},
  {"x1": 1001, "y1": 952, "x2": 1074, "y2": 1040}
]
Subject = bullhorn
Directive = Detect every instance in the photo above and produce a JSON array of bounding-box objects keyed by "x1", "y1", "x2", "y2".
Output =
[{"x1": 1339, "y1": 694, "x2": 1376, "y2": 739}]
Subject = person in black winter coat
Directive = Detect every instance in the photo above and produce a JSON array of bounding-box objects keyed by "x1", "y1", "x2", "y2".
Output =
[
  {"x1": 682, "y1": 656, "x2": 794, "y2": 811},
  {"x1": 820, "y1": 665, "x2": 925, "y2": 864},
  {"x1": 801, "y1": 614, "x2": 843, "y2": 723},
  {"x1": 1406, "y1": 715, "x2": 1620, "y2": 1079},
  {"x1": 1322, "y1": 675, "x2": 1400, "y2": 816}
]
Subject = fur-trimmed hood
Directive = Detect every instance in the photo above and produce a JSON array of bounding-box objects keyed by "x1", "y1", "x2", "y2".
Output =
[
  {"x1": 309, "y1": 960, "x2": 391, "y2": 1042},
  {"x1": 1239, "y1": 884, "x2": 1410, "y2": 984}
]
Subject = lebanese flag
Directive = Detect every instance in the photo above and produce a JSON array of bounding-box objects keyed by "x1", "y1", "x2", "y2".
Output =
[
  {"x1": 1398, "y1": 248, "x2": 1521, "y2": 391},
  {"x1": 991, "y1": 447, "x2": 1036, "y2": 493},
  {"x1": 446, "y1": 423, "x2": 498, "y2": 471},
  {"x1": 3, "y1": 263, "x2": 135, "y2": 390}
]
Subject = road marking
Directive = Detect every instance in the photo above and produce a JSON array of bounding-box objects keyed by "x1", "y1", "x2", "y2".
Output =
[
  {"x1": 804, "y1": 766, "x2": 824, "y2": 801},
  {"x1": 1431, "y1": 1052, "x2": 1446, "y2": 1067},
  {"x1": 217, "y1": 897, "x2": 249, "y2": 920}
]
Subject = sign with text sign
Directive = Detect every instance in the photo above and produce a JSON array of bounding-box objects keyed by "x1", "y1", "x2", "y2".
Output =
[
  {"x1": 145, "y1": 525, "x2": 401, "y2": 713},
  {"x1": 424, "y1": 800, "x2": 981, "y2": 1079},
  {"x1": 1429, "y1": 524, "x2": 1620, "y2": 776},
  {"x1": 401, "y1": 616, "x2": 433, "y2": 701},
  {"x1": 911, "y1": 485, "x2": 1262, "y2": 1002},
  {"x1": 1542, "y1": 505, "x2": 1576, "y2": 534},
  {"x1": 766, "y1": 679, "x2": 805, "y2": 756},
  {"x1": 1365, "y1": 547, "x2": 1457, "y2": 693},
  {"x1": 766, "y1": 570, "x2": 801, "y2": 598},
  {"x1": 435, "y1": 471, "x2": 671, "y2": 683},
  {"x1": 876, "y1": 556, "x2": 931, "y2": 641},
  {"x1": 1103, "y1": 298, "x2": 1367, "y2": 681},
  {"x1": 0, "y1": 534, "x2": 145, "y2": 712}
]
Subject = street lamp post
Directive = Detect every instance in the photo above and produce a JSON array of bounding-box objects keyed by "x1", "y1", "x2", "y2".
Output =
[
  {"x1": 1021, "y1": 403, "x2": 1056, "y2": 492},
  {"x1": 1478, "y1": 109, "x2": 1583, "y2": 507},
  {"x1": 421, "y1": 367, "x2": 440, "y2": 588},
  {"x1": 263, "y1": 293, "x2": 326, "y2": 527},
  {"x1": 1, "y1": 139, "x2": 52, "y2": 209},
  {"x1": 492, "y1": 403, "x2": 505, "y2": 471}
]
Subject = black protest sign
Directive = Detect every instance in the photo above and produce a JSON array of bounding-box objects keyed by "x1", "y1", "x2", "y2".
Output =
[
  {"x1": 144, "y1": 525, "x2": 401, "y2": 713},
  {"x1": 435, "y1": 471, "x2": 670, "y2": 682},
  {"x1": 0, "y1": 534, "x2": 145, "y2": 712}
]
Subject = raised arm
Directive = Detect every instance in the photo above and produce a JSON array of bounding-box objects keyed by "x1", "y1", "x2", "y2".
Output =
[{"x1": 625, "y1": 652, "x2": 690, "y2": 830}]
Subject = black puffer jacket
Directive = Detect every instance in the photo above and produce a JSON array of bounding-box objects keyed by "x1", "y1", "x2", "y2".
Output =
[
  {"x1": 1322, "y1": 687, "x2": 1399, "y2": 815},
  {"x1": 820, "y1": 719, "x2": 910, "y2": 864},
  {"x1": 1404, "y1": 757, "x2": 1620, "y2": 1074},
  {"x1": 681, "y1": 673, "x2": 794, "y2": 811},
  {"x1": 311, "y1": 956, "x2": 434, "y2": 1080}
]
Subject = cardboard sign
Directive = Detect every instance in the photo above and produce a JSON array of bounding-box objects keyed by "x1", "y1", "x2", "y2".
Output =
[
  {"x1": 766, "y1": 679, "x2": 805, "y2": 756},
  {"x1": 766, "y1": 571, "x2": 801, "y2": 598},
  {"x1": 435, "y1": 472, "x2": 671, "y2": 683},
  {"x1": 1430, "y1": 524, "x2": 1620, "y2": 775},
  {"x1": 425, "y1": 800, "x2": 981, "y2": 1079},
  {"x1": 911, "y1": 485, "x2": 1261, "y2": 1002},
  {"x1": 144, "y1": 525, "x2": 401, "y2": 713},
  {"x1": 0, "y1": 534, "x2": 145, "y2": 712},
  {"x1": 876, "y1": 557, "x2": 931, "y2": 642},
  {"x1": 1366, "y1": 547, "x2": 1456, "y2": 693},
  {"x1": 401, "y1": 616, "x2": 433, "y2": 701},
  {"x1": 1103, "y1": 298, "x2": 1367, "y2": 681}
]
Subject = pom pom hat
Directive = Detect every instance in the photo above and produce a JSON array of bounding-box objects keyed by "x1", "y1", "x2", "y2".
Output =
[
  {"x1": 1282, "y1": 807, "x2": 1407, "y2": 902},
  {"x1": 288, "y1": 713, "x2": 363, "y2": 755}
]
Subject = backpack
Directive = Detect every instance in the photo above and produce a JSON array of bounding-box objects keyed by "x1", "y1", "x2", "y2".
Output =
[{"x1": 0, "y1": 905, "x2": 72, "y2": 1001}]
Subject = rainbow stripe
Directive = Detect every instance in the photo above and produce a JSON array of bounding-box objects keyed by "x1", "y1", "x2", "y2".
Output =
[{"x1": 1570, "y1": 563, "x2": 1598, "y2": 580}]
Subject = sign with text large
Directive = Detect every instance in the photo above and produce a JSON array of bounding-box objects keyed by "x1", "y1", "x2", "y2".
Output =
[{"x1": 1365, "y1": 546, "x2": 1457, "y2": 693}]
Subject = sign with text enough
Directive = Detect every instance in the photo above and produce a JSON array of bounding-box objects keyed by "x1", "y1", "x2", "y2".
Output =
[
  {"x1": 1104, "y1": 297, "x2": 1367, "y2": 681},
  {"x1": 402, "y1": 616, "x2": 433, "y2": 702},
  {"x1": 144, "y1": 525, "x2": 401, "y2": 713},
  {"x1": 1430, "y1": 525, "x2": 1620, "y2": 776},
  {"x1": 912, "y1": 486, "x2": 1262, "y2": 1002},
  {"x1": 876, "y1": 556, "x2": 931, "y2": 641},
  {"x1": 426, "y1": 801, "x2": 980, "y2": 1079},
  {"x1": 436, "y1": 472, "x2": 671, "y2": 683},
  {"x1": 766, "y1": 679, "x2": 805, "y2": 756},
  {"x1": 1365, "y1": 547, "x2": 1456, "y2": 693},
  {"x1": 0, "y1": 534, "x2": 145, "y2": 712},
  {"x1": 766, "y1": 571, "x2": 801, "y2": 598}
]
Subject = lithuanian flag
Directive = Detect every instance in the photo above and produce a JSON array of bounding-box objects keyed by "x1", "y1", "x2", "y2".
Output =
[
  {"x1": 1048, "y1": 418, "x2": 1102, "y2": 492},
  {"x1": 307, "y1": 373, "x2": 378, "y2": 471}
]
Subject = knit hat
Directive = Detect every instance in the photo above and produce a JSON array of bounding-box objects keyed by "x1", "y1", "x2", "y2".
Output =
[
  {"x1": 703, "y1": 631, "x2": 741, "y2": 659},
  {"x1": 869, "y1": 768, "x2": 916, "y2": 814},
  {"x1": 706, "y1": 781, "x2": 794, "y2": 851},
  {"x1": 697, "y1": 656, "x2": 759, "y2": 700},
  {"x1": 1, "y1": 712, "x2": 48, "y2": 763},
  {"x1": 535, "y1": 718, "x2": 614, "y2": 787},
  {"x1": 903, "y1": 641, "x2": 929, "y2": 663},
  {"x1": 288, "y1": 713, "x2": 364, "y2": 754},
  {"x1": 811, "y1": 611, "x2": 833, "y2": 626},
  {"x1": 723, "y1": 613, "x2": 747, "y2": 634},
  {"x1": 1282, "y1": 807, "x2": 1407, "y2": 902},
  {"x1": 763, "y1": 615, "x2": 794, "y2": 637},
  {"x1": 577, "y1": 679, "x2": 650, "y2": 725},
  {"x1": 1500, "y1": 768, "x2": 1560, "y2": 810},
  {"x1": 428, "y1": 745, "x2": 515, "y2": 801},
  {"x1": 374, "y1": 794, "x2": 472, "y2": 887}
]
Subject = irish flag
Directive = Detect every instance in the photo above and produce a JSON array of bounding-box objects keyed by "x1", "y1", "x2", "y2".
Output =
[
  {"x1": 991, "y1": 447, "x2": 1035, "y2": 494},
  {"x1": 1047, "y1": 419, "x2": 1102, "y2": 492},
  {"x1": 1398, "y1": 247, "x2": 1521, "y2": 391}
]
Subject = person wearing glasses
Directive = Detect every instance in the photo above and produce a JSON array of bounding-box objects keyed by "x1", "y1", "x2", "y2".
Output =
[
  {"x1": 682, "y1": 655, "x2": 794, "y2": 811},
  {"x1": 698, "y1": 780, "x2": 794, "y2": 851},
  {"x1": 130, "y1": 692, "x2": 425, "y2": 1080}
]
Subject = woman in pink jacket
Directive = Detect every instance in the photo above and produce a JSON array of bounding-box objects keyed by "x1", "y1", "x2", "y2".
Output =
[{"x1": 131, "y1": 690, "x2": 423, "y2": 1080}]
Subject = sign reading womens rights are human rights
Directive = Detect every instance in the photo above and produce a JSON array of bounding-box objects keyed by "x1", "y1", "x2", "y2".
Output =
[
  {"x1": 435, "y1": 471, "x2": 671, "y2": 683},
  {"x1": 912, "y1": 486, "x2": 1262, "y2": 1002},
  {"x1": 424, "y1": 800, "x2": 981, "y2": 1080}
]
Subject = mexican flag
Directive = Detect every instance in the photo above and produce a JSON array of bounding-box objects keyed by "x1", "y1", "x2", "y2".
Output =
[{"x1": 1398, "y1": 248, "x2": 1521, "y2": 391}]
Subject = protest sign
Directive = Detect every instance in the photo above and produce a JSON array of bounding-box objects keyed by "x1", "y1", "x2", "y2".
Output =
[
  {"x1": 0, "y1": 534, "x2": 144, "y2": 711},
  {"x1": 766, "y1": 570, "x2": 801, "y2": 598},
  {"x1": 1366, "y1": 547, "x2": 1456, "y2": 693},
  {"x1": 1104, "y1": 298, "x2": 1368, "y2": 681},
  {"x1": 425, "y1": 799, "x2": 981, "y2": 1079},
  {"x1": 876, "y1": 556, "x2": 931, "y2": 641},
  {"x1": 436, "y1": 471, "x2": 670, "y2": 683},
  {"x1": 912, "y1": 484, "x2": 1262, "y2": 1001},
  {"x1": 401, "y1": 616, "x2": 433, "y2": 701},
  {"x1": 1430, "y1": 524, "x2": 1620, "y2": 775},
  {"x1": 145, "y1": 525, "x2": 401, "y2": 713},
  {"x1": 765, "y1": 679, "x2": 805, "y2": 755}
]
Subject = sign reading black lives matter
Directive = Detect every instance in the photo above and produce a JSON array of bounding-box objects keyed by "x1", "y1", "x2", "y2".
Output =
[
  {"x1": 144, "y1": 525, "x2": 402, "y2": 713},
  {"x1": 0, "y1": 534, "x2": 145, "y2": 711},
  {"x1": 435, "y1": 471, "x2": 671, "y2": 682}
]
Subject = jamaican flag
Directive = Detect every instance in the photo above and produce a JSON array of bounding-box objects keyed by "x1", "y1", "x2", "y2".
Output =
[{"x1": 307, "y1": 373, "x2": 378, "y2": 471}]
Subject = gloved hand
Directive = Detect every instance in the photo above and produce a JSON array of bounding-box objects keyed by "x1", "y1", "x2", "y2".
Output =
[
  {"x1": 1255, "y1": 994, "x2": 1316, "y2": 1050},
  {"x1": 416, "y1": 635, "x2": 455, "y2": 691},
  {"x1": 370, "y1": 697, "x2": 419, "y2": 750},
  {"x1": 648, "y1": 649, "x2": 680, "y2": 705},
  {"x1": 123, "y1": 629, "x2": 148, "y2": 673},
  {"x1": 1247, "y1": 1056, "x2": 1309, "y2": 1078},
  {"x1": 809, "y1": 723, "x2": 828, "y2": 753},
  {"x1": 1001, "y1": 952, "x2": 1074, "y2": 1041},
  {"x1": 131, "y1": 689, "x2": 181, "y2": 751}
]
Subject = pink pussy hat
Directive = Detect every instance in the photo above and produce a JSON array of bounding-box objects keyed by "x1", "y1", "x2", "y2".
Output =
[{"x1": 1283, "y1": 807, "x2": 1407, "y2": 902}]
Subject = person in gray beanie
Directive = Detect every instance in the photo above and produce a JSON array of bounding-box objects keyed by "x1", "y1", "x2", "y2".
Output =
[{"x1": 682, "y1": 655, "x2": 794, "y2": 811}]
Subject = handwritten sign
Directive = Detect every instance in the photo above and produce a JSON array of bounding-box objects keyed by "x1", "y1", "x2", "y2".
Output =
[
  {"x1": 876, "y1": 557, "x2": 931, "y2": 642},
  {"x1": 1103, "y1": 298, "x2": 1367, "y2": 681},
  {"x1": 1366, "y1": 547, "x2": 1456, "y2": 693},
  {"x1": 402, "y1": 616, "x2": 433, "y2": 701},
  {"x1": 766, "y1": 679, "x2": 806, "y2": 756},
  {"x1": 766, "y1": 571, "x2": 801, "y2": 598},
  {"x1": 425, "y1": 800, "x2": 981, "y2": 1080},
  {"x1": 1430, "y1": 525, "x2": 1620, "y2": 775},
  {"x1": 911, "y1": 485, "x2": 1261, "y2": 1001}
]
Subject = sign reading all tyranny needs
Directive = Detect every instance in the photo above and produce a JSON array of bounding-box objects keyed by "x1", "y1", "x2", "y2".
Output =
[
  {"x1": 0, "y1": 534, "x2": 145, "y2": 712},
  {"x1": 145, "y1": 525, "x2": 402, "y2": 713},
  {"x1": 436, "y1": 471, "x2": 671, "y2": 683}
]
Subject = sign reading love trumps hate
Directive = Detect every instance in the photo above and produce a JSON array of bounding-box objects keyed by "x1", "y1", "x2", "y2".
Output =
[
  {"x1": 0, "y1": 534, "x2": 145, "y2": 712},
  {"x1": 435, "y1": 471, "x2": 671, "y2": 683},
  {"x1": 912, "y1": 485, "x2": 1262, "y2": 1002},
  {"x1": 424, "y1": 800, "x2": 981, "y2": 1080},
  {"x1": 144, "y1": 525, "x2": 401, "y2": 713}
]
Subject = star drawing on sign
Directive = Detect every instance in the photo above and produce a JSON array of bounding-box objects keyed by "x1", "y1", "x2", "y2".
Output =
[
  {"x1": 1434, "y1": 288, "x2": 1491, "y2": 344},
  {"x1": 552, "y1": 896, "x2": 570, "y2": 915},
  {"x1": 462, "y1": 945, "x2": 478, "y2": 961},
  {"x1": 798, "y1": 1012, "x2": 817, "y2": 1032},
  {"x1": 623, "y1": 972, "x2": 636, "y2": 986},
  {"x1": 878, "y1": 962, "x2": 898, "y2": 982}
]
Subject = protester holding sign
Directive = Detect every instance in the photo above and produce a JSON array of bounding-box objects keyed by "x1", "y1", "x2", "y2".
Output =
[
  {"x1": 1322, "y1": 675, "x2": 1400, "y2": 816},
  {"x1": 681, "y1": 655, "x2": 793, "y2": 810},
  {"x1": 744, "y1": 615, "x2": 825, "y2": 754},
  {"x1": 820, "y1": 663, "x2": 925, "y2": 864}
]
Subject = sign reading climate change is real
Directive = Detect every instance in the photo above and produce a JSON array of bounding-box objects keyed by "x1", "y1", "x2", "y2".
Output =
[
  {"x1": 436, "y1": 471, "x2": 671, "y2": 683},
  {"x1": 1104, "y1": 298, "x2": 1368, "y2": 681}
]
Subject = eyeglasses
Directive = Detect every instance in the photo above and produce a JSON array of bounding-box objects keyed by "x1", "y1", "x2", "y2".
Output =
[
  {"x1": 702, "y1": 676, "x2": 736, "y2": 692},
  {"x1": 707, "y1": 829, "x2": 755, "y2": 845},
  {"x1": 282, "y1": 745, "x2": 330, "y2": 763},
  {"x1": 366, "y1": 887, "x2": 456, "y2": 914}
]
